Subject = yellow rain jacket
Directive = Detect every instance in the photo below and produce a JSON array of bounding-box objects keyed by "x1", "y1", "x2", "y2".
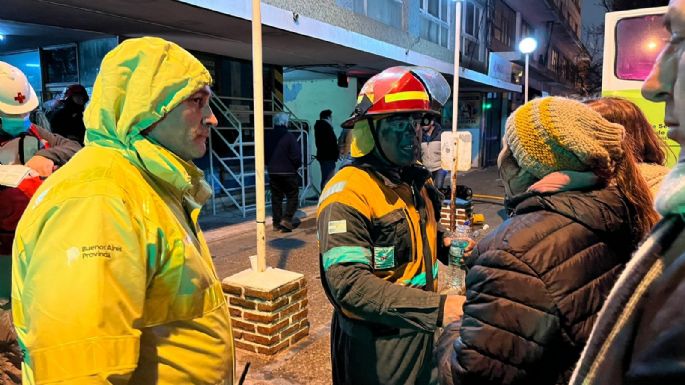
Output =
[{"x1": 12, "y1": 37, "x2": 234, "y2": 385}]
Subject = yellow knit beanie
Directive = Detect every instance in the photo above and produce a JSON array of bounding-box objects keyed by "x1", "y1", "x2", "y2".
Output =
[{"x1": 505, "y1": 96, "x2": 625, "y2": 179}]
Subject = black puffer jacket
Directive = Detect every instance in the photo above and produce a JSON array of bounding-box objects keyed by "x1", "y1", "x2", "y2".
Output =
[{"x1": 439, "y1": 186, "x2": 637, "y2": 385}]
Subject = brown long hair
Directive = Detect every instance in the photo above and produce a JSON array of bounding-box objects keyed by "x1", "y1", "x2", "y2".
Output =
[
  {"x1": 585, "y1": 97, "x2": 666, "y2": 165},
  {"x1": 611, "y1": 144, "x2": 659, "y2": 240}
]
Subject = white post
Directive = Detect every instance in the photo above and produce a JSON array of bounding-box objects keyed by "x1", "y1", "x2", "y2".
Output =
[
  {"x1": 524, "y1": 53, "x2": 530, "y2": 103},
  {"x1": 450, "y1": 0, "x2": 462, "y2": 232},
  {"x1": 252, "y1": 0, "x2": 266, "y2": 272},
  {"x1": 451, "y1": 1, "x2": 462, "y2": 137}
]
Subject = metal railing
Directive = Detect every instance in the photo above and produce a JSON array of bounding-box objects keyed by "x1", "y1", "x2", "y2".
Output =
[{"x1": 207, "y1": 93, "x2": 312, "y2": 217}]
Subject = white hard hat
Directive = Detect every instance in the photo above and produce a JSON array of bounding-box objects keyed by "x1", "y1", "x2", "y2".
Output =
[{"x1": 0, "y1": 61, "x2": 38, "y2": 115}]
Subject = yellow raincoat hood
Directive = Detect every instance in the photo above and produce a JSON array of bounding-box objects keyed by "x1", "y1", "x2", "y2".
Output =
[{"x1": 84, "y1": 36, "x2": 212, "y2": 194}]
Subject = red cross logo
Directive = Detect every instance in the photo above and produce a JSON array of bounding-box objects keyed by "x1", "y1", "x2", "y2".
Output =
[{"x1": 14, "y1": 92, "x2": 26, "y2": 104}]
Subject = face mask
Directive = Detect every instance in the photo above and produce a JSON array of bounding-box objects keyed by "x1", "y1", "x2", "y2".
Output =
[
  {"x1": 0, "y1": 116, "x2": 31, "y2": 137},
  {"x1": 497, "y1": 148, "x2": 537, "y2": 197}
]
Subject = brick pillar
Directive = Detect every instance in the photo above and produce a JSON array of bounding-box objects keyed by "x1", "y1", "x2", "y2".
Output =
[
  {"x1": 440, "y1": 198, "x2": 473, "y2": 228},
  {"x1": 222, "y1": 268, "x2": 309, "y2": 355}
]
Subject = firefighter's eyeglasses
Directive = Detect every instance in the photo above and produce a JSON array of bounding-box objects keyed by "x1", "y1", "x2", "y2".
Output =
[{"x1": 378, "y1": 114, "x2": 434, "y2": 133}]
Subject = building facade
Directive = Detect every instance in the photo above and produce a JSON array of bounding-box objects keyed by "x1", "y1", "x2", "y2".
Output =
[
  {"x1": 0, "y1": 0, "x2": 588, "y2": 204},
  {"x1": 482, "y1": 0, "x2": 589, "y2": 164}
]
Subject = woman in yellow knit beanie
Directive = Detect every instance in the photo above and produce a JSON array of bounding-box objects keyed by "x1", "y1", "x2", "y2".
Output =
[{"x1": 438, "y1": 96, "x2": 658, "y2": 385}]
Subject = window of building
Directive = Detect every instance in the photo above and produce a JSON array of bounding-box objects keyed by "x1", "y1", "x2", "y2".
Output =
[
  {"x1": 353, "y1": 0, "x2": 403, "y2": 29},
  {"x1": 615, "y1": 14, "x2": 669, "y2": 81},
  {"x1": 559, "y1": 55, "x2": 568, "y2": 80},
  {"x1": 549, "y1": 48, "x2": 559, "y2": 72},
  {"x1": 492, "y1": 0, "x2": 515, "y2": 48},
  {"x1": 42, "y1": 44, "x2": 79, "y2": 85},
  {"x1": 566, "y1": 59, "x2": 576, "y2": 82},
  {"x1": 420, "y1": 0, "x2": 451, "y2": 47},
  {"x1": 419, "y1": 0, "x2": 485, "y2": 61},
  {"x1": 462, "y1": 0, "x2": 486, "y2": 62}
]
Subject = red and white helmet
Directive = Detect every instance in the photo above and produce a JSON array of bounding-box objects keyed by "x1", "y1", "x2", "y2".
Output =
[
  {"x1": 342, "y1": 66, "x2": 450, "y2": 128},
  {"x1": 0, "y1": 61, "x2": 39, "y2": 115}
]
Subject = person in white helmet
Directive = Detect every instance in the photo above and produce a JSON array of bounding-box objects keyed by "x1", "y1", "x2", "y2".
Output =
[
  {"x1": 0, "y1": 62, "x2": 81, "y2": 176},
  {"x1": 0, "y1": 61, "x2": 80, "y2": 385}
]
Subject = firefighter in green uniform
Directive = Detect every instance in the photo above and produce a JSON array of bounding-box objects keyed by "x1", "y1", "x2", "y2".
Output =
[{"x1": 317, "y1": 66, "x2": 465, "y2": 385}]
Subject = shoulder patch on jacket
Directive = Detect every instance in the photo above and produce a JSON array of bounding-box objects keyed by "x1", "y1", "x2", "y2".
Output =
[{"x1": 328, "y1": 220, "x2": 347, "y2": 234}]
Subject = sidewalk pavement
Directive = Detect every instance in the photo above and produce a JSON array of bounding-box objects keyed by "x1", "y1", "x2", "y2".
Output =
[
  {"x1": 201, "y1": 200, "x2": 320, "y2": 243},
  {"x1": 455, "y1": 167, "x2": 507, "y2": 230}
]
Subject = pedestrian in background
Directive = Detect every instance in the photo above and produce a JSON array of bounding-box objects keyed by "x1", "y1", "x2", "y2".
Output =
[
  {"x1": 266, "y1": 111, "x2": 301, "y2": 232},
  {"x1": 12, "y1": 37, "x2": 235, "y2": 385},
  {"x1": 318, "y1": 66, "x2": 463, "y2": 385},
  {"x1": 420, "y1": 117, "x2": 446, "y2": 188},
  {"x1": 48, "y1": 83, "x2": 89, "y2": 144},
  {"x1": 571, "y1": 1, "x2": 685, "y2": 383},
  {"x1": 314, "y1": 109, "x2": 338, "y2": 191},
  {"x1": 437, "y1": 96, "x2": 658, "y2": 385}
]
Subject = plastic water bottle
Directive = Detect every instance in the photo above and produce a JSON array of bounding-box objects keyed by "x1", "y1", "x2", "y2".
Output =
[{"x1": 446, "y1": 224, "x2": 471, "y2": 295}]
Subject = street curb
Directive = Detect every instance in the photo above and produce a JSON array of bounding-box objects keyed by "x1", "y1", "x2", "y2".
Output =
[{"x1": 204, "y1": 205, "x2": 318, "y2": 243}]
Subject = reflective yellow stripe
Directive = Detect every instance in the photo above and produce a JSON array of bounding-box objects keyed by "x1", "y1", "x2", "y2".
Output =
[{"x1": 384, "y1": 91, "x2": 429, "y2": 103}]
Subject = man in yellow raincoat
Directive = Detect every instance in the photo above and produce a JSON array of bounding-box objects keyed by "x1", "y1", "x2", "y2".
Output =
[{"x1": 12, "y1": 37, "x2": 234, "y2": 385}]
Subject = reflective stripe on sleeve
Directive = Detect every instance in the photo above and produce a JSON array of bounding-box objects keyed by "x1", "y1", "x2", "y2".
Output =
[
  {"x1": 402, "y1": 260, "x2": 440, "y2": 287},
  {"x1": 322, "y1": 246, "x2": 372, "y2": 271}
]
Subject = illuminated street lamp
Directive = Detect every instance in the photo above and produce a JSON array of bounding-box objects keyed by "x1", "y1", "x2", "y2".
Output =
[{"x1": 518, "y1": 37, "x2": 538, "y2": 103}]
